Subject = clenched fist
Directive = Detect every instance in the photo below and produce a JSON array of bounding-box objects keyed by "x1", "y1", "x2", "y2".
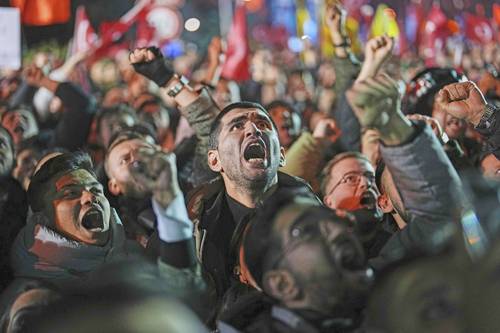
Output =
[
  {"x1": 435, "y1": 81, "x2": 488, "y2": 127},
  {"x1": 129, "y1": 46, "x2": 174, "y2": 87}
]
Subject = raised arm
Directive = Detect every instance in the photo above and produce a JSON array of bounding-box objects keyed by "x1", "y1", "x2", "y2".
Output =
[
  {"x1": 347, "y1": 74, "x2": 467, "y2": 257},
  {"x1": 23, "y1": 64, "x2": 96, "y2": 151},
  {"x1": 436, "y1": 81, "x2": 500, "y2": 159},
  {"x1": 129, "y1": 46, "x2": 220, "y2": 186}
]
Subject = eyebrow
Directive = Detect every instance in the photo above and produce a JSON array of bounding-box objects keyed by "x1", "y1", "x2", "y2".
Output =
[
  {"x1": 58, "y1": 181, "x2": 102, "y2": 191},
  {"x1": 226, "y1": 114, "x2": 271, "y2": 128}
]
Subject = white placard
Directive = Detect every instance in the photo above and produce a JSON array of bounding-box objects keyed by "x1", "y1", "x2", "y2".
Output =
[{"x1": 0, "y1": 8, "x2": 21, "y2": 70}]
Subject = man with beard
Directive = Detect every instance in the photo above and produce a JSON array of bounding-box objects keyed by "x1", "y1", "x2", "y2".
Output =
[
  {"x1": 128, "y1": 47, "x2": 318, "y2": 314},
  {"x1": 218, "y1": 188, "x2": 372, "y2": 333},
  {"x1": 324, "y1": 73, "x2": 466, "y2": 266}
]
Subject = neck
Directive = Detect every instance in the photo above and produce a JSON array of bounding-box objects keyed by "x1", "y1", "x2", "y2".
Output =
[{"x1": 224, "y1": 175, "x2": 278, "y2": 208}]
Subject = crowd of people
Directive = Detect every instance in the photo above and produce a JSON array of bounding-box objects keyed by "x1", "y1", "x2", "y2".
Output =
[{"x1": 1, "y1": 3, "x2": 500, "y2": 332}]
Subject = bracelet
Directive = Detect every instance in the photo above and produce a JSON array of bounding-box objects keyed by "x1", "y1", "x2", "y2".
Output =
[
  {"x1": 333, "y1": 38, "x2": 351, "y2": 48},
  {"x1": 478, "y1": 104, "x2": 497, "y2": 129},
  {"x1": 167, "y1": 75, "x2": 190, "y2": 98}
]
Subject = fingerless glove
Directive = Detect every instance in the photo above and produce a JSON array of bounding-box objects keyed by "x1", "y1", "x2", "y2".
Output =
[{"x1": 132, "y1": 47, "x2": 174, "y2": 87}]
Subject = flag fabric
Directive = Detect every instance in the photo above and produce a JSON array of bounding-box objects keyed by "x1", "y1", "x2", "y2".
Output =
[
  {"x1": 405, "y1": 2, "x2": 423, "y2": 47},
  {"x1": 10, "y1": 0, "x2": 70, "y2": 26},
  {"x1": 464, "y1": 12, "x2": 494, "y2": 44},
  {"x1": 70, "y1": 6, "x2": 98, "y2": 56},
  {"x1": 494, "y1": 4, "x2": 500, "y2": 26},
  {"x1": 221, "y1": 1, "x2": 251, "y2": 82},
  {"x1": 419, "y1": 3, "x2": 449, "y2": 66},
  {"x1": 370, "y1": 4, "x2": 399, "y2": 38}
]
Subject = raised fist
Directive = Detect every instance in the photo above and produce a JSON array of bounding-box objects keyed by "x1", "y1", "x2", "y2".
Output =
[
  {"x1": 130, "y1": 148, "x2": 180, "y2": 208},
  {"x1": 346, "y1": 74, "x2": 402, "y2": 129},
  {"x1": 129, "y1": 46, "x2": 174, "y2": 87},
  {"x1": 325, "y1": 3, "x2": 347, "y2": 43},
  {"x1": 356, "y1": 35, "x2": 394, "y2": 83},
  {"x1": 312, "y1": 118, "x2": 342, "y2": 143},
  {"x1": 435, "y1": 81, "x2": 488, "y2": 127},
  {"x1": 23, "y1": 65, "x2": 47, "y2": 87}
]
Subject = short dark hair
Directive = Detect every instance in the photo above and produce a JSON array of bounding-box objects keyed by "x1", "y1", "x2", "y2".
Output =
[
  {"x1": 95, "y1": 104, "x2": 137, "y2": 134},
  {"x1": 243, "y1": 186, "x2": 322, "y2": 287},
  {"x1": 320, "y1": 152, "x2": 371, "y2": 196},
  {"x1": 28, "y1": 151, "x2": 97, "y2": 213},
  {"x1": 208, "y1": 101, "x2": 278, "y2": 149},
  {"x1": 265, "y1": 100, "x2": 297, "y2": 114}
]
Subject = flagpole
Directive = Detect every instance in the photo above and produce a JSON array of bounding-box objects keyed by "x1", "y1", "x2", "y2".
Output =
[{"x1": 218, "y1": 0, "x2": 233, "y2": 38}]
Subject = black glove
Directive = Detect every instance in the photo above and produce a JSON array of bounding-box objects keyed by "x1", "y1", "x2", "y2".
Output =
[{"x1": 131, "y1": 47, "x2": 174, "y2": 87}]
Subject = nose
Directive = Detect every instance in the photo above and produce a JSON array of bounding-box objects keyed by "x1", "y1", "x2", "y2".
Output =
[
  {"x1": 81, "y1": 190, "x2": 97, "y2": 206},
  {"x1": 357, "y1": 176, "x2": 370, "y2": 190},
  {"x1": 245, "y1": 122, "x2": 262, "y2": 137}
]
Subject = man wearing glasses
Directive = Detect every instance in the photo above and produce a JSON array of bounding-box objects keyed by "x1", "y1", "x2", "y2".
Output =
[{"x1": 321, "y1": 74, "x2": 466, "y2": 266}]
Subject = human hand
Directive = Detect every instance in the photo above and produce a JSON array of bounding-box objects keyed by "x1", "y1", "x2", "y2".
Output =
[
  {"x1": 406, "y1": 114, "x2": 448, "y2": 143},
  {"x1": 207, "y1": 36, "x2": 223, "y2": 66},
  {"x1": 129, "y1": 46, "x2": 174, "y2": 87},
  {"x1": 312, "y1": 118, "x2": 342, "y2": 143},
  {"x1": 130, "y1": 149, "x2": 181, "y2": 208},
  {"x1": 346, "y1": 74, "x2": 401, "y2": 128},
  {"x1": 435, "y1": 81, "x2": 487, "y2": 127},
  {"x1": 356, "y1": 35, "x2": 394, "y2": 83},
  {"x1": 325, "y1": 3, "x2": 347, "y2": 45},
  {"x1": 23, "y1": 65, "x2": 47, "y2": 87},
  {"x1": 346, "y1": 74, "x2": 414, "y2": 145}
]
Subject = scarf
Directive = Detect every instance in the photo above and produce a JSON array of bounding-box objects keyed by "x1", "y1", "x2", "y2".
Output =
[{"x1": 10, "y1": 209, "x2": 126, "y2": 283}]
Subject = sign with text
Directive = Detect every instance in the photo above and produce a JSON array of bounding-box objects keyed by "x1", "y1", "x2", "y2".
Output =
[{"x1": 0, "y1": 8, "x2": 21, "y2": 70}]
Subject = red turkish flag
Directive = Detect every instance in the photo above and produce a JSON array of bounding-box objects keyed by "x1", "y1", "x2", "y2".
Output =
[
  {"x1": 221, "y1": 2, "x2": 251, "y2": 82},
  {"x1": 464, "y1": 13, "x2": 494, "y2": 44},
  {"x1": 420, "y1": 4, "x2": 449, "y2": 66},
  {"x1": 70, "y1": 6, "x2": 98, "y2": 55}
]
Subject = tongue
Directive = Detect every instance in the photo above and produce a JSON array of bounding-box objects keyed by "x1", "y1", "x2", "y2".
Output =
[
  {"x1": 244, "y1": 145, "x2": 265, "y2": 160},
  {"x1": 82, "y1": 211, "x2": 103, "y2": 230}
]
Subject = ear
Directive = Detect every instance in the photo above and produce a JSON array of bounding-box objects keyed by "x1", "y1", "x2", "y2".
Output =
[
  {"x1": 377, "y1": 193, "x2": 394, "y2": 214},
  {"x1": 108, "y1": 178, "x2": 122, "y2": 196},
  {"x1": 263, "y1": 269, "x2": 300, "y2": 302},
  {"x1": 323, "y1": 194, "x2": 335, "y2": 210},
  {"x1": 279, "y1": 146, "x2": 286, "y2": 167},
  {"x1": 208, "y1": 150, "x2": 222, "y2": 172}
]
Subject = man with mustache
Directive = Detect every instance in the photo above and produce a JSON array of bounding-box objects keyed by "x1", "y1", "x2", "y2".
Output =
[{"x1": 129, "y1": 47, "x2": 318, "y2": 313}]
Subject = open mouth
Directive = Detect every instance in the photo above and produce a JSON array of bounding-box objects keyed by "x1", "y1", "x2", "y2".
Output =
[
  {"x1": 81, "y1": 208, "x2": 104, "y2": 231},
  {"x1": 14, "y1": 125, "x2": 25, "y2": 134},
  {"x1": 359, "y1": 192, "x2": 377, "y2": 208},
  {"x1": 243, "y1": 141, "x2": 266, "y2": 163}
]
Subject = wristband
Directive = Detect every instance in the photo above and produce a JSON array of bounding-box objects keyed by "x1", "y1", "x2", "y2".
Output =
[
  {"x1": 478, "y1": 104, "x2": 497, "y2": 129},
  {"x1": 167, "y1": 76, "x2": 190, "y2": 98},
  {"x1": 333, "y1": 38, "x2": 351, "y2": 48}
]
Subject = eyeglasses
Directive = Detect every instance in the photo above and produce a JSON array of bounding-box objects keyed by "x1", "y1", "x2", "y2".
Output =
[{"x1": 326, "y1": 171, "x2": 376, "y2": 196}]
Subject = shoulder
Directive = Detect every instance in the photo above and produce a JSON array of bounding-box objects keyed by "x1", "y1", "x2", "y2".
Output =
[{"x1": 186, "y1": 176, "x2": 224, "y2": 220}]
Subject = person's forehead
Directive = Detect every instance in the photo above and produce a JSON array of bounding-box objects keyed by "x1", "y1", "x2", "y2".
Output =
[
  {"x1": 221, "y1": 108, "x2": 271, "y2": 125},
  {"x1": 273, "y1": 200, "x2": 321, "y2": 233},
  {"x1": 331, "y1": 157, "x2": 373, "y2": 176},
  {"x1": 482, "y1": 154, "x2": 500, "y2": 168},
  {"x1": 110, "y1": 138, "x2": 152, "y2": 156},
  {"x1": 55, "y1": 169, "x2": 97, "y2": 191}
]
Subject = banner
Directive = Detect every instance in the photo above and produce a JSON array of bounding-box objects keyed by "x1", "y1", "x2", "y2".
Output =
[{"x1": 0, "y1": 7, "x2": 21, "y2": 70}]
